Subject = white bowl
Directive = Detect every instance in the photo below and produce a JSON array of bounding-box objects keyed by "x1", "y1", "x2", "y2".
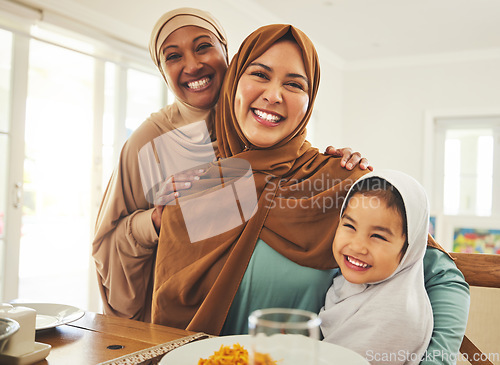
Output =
[{"x1": 0, "y1": 318, "x2": 20, "y2": 353}]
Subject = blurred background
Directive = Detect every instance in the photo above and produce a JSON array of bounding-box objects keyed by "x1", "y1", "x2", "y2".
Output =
[{"x1": 0, "y1": 0, "x2": 499, "y2": 339}]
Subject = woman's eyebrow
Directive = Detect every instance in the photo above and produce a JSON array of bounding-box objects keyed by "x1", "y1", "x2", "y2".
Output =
[
  {"x1": 162, "y1": 35, "x2": 212, "y2": 54},
  {"x1": 248, "y1": 62, "x2": 309, "y2": 84},
  {"x1": 162, "y1": 44, "x2": 178, "y2": 54},
  {"x1": 249, "y1": 62, "x2": 271, "y2": 71},
  {"x1": 193, "y1": 35, "x2": 212, "y2": 43},
  {"x1": 289, "y1": 73, "x2": 309, "y2": 85}
]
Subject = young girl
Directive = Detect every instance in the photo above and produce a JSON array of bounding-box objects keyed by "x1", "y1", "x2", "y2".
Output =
[{"x1": 319, "y1": 170, "x2": 433, "y2": 365}]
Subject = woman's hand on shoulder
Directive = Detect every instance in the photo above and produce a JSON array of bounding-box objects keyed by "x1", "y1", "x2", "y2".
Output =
[
  {"x1": 151, "y1": 169, "x2": 205, "y2": 233},
  {"x1": 324, "y1": 146, "x2": 373, "y2": 171}
]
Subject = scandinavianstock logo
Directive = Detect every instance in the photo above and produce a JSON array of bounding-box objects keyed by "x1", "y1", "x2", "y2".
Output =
[{"x1": 138, "y1": 121, "x2": 258, "y2": 243}]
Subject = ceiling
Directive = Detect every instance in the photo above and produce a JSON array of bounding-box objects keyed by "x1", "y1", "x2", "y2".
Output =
[
  {"x1": 10, "y1": 0, "x2": 500, "y2": 66},
  {"x1": 250, "y1": 0, "x2": 500, "y2": 62}
]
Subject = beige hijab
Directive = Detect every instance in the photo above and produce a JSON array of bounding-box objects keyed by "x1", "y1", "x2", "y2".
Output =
[
  {"x1": 92, "y1": 8, "x2": 228, "y2": 321},
  {"x1": 149, "y1": 7, "x2": 228, "y2": 88}
]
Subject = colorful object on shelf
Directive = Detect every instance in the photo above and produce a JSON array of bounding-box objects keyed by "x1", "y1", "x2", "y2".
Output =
[{"x1": 453, "y1": 228, "x2": 500, "y2": 254}]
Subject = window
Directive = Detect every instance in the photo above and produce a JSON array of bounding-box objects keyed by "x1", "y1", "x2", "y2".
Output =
[
  {"x1": 429, "y1": 114, "x2": 500, "y2": 251},
  {"x1": 102, "y1": 62, "x2": 117, "y2": 190},
  {"x1": 0, "y1": 20, "x2": 168, "y2": 310},
  {"x1": 19, "y1": 38, "x2": 95, "y2": 307},
  {"x1": 0, "y1": 28, "x2": 11, "y2": 131},
  {"x1": 442, "y1": 128, "x2": 494, "y2": 216},
  {"x1": 125, "y1": 68, "x2": 165, "y2": 136},
  {"x1": 0, "y1": 28, "x2": 12, "y2": 299}
]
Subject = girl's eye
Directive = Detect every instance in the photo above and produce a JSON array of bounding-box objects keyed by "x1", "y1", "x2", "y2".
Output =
[
  {"x1": 343, "y1": 223, "x2": 355, "y2": 230},
  {"x1": 372, "y1": 234, "x2": 388, "y2": 242}
]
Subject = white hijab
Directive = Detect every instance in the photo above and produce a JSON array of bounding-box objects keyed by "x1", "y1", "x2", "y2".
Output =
[{"x1": 319, "y1": 170, "x2": 433, "y2": 365}]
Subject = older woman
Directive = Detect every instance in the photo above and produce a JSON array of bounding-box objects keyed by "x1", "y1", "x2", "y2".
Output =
[
  {"x1": 92, "y1": 8, "x2": 228, "y2": 323},
  {"x1": 151, "y1": 24, "x2": 469, "y2": 364}
]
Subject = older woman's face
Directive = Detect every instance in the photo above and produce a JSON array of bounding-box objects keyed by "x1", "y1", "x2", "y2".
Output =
[
  {"x1": 160, "y1": 26, "x2": 228, "y2": 109},
  {"x1": 234, "y1": 40, "x2": 309, "y2": 148}
]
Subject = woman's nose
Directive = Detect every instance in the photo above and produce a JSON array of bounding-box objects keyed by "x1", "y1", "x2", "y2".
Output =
[
  {"x1": 262, "y1": 82, "x2": 283, "y2": 104},
  {"x1": 183, "y1": 53, "x2": 202, "y2": 74}
]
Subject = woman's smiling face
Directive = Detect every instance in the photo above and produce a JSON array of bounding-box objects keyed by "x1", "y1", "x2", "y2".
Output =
[
  {"x1": 234, "y1": 39, "x2": 309, "y2": 148},
  {"x1": 160, "y1": 25, "x2": 228, "y2": 109}
]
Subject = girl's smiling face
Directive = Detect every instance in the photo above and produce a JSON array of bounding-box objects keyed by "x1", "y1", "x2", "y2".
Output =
[
  {"x1": 234, "y1": 39, "x2": 309, "y2": 148},
  {"x1": 160, "y1": 25, "x2": 228, "y2": 109},
  {"x1": 333, "y1": 193, "x2": 407, "y2": 284}
]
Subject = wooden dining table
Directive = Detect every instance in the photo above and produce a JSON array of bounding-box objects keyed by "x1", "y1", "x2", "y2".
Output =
[{"x1": 33, "y1": 312, "x2": 207, "y2": 365}]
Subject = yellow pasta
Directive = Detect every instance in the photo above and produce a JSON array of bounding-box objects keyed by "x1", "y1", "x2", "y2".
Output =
[{"x1": 197, "y1": 343, "x2": 278, "y2": 365}]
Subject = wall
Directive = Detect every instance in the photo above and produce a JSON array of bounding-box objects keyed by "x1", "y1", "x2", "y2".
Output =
[
  {"x1": 309, "y1": 50, "x2": 344, "y2": 151},
  {"x1": 340, "y1": 58, "x2": 500, "y2": 183},
  {"x1": 457, "y1": 286, "x2": 500, "y2": 365}
]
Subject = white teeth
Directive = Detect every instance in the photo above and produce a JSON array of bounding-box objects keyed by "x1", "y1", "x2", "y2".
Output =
[
  {"x1": 347, "y1": 256, "x2": 369, "y2": 268},
  {"x1": 187, "y1": 77, "x2": 210, "y2": 90},
  {"x1": 253, "y1": 109, "x2": 281, "y2": 123}
]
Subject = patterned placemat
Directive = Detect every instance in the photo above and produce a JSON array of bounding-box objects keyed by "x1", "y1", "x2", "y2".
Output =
[{"x1": 98, "y1": 332, "x2": 214, "y2": 365}]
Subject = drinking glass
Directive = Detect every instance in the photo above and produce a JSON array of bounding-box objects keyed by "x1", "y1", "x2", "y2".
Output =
[{"x1": 248, "y1": 308, "x2": 321, "y2": 365}]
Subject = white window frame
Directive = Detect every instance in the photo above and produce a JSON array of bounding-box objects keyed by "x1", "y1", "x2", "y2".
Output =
[
  {"x1": 1, "y1": 10, "x2": 32, "y2": 304},
  {"x1": 0, "y1": 1, "x2": 168, "y2": 311},
  {"x1": 423, "y1": 109, "x2": 500, "y2": 250}
]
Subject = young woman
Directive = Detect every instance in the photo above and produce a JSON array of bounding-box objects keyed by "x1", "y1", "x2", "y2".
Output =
[{"x1": 152, "y1": 24, "x2": 366, "y2": 333}]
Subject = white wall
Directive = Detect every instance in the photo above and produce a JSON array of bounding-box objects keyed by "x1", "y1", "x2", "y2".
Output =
[
  {"x1": 309, "y1": 52, "x2": 344, "y2": 151},
  {"x1": 339, "y1": 58, "x2": 500, "y2": 182}
]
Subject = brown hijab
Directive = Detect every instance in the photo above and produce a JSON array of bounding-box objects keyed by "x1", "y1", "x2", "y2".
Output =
[{"x1": 152, "y1": 24, "x2": 368, "y2": 334}]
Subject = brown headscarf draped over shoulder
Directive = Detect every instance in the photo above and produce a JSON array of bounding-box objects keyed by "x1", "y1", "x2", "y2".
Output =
[{"x1": 152, "y1": 24, "x2": 368, "y2": 334}]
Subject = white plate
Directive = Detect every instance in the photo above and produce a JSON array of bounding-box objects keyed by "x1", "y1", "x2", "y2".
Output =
[
  {"x1": 11, "y1": 303, "x2": 85, "y2": 331},
  {"x1": 160, "y1": 334, "x2": 369, "y2": 365}
]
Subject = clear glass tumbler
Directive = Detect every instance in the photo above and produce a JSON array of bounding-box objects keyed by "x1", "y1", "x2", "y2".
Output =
[{"x1": 248, "y1": 308, "x2": 321, "y2": 365}]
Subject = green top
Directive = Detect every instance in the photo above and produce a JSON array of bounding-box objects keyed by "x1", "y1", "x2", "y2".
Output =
[
  {"x1": 420, "y1": 247, "x2": 470, "y2": 365},
  {"x1": 221, "y1": 240, "x2": 470, "y2": 365},
  {"x1": 221, "y1": 239, "x2": 334, "y2": 335}
]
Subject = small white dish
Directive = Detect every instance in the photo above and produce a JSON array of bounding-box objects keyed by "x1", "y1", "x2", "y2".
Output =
[
  {"x1": 0, "y1": 318, "x2": 20, "y2": 353},
  {"x1": 11, "y1": 303, "x2": 85, "y2": 331},
  {"x1": 0, "y1": 341, "x2": 51, "y2": 365}
]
